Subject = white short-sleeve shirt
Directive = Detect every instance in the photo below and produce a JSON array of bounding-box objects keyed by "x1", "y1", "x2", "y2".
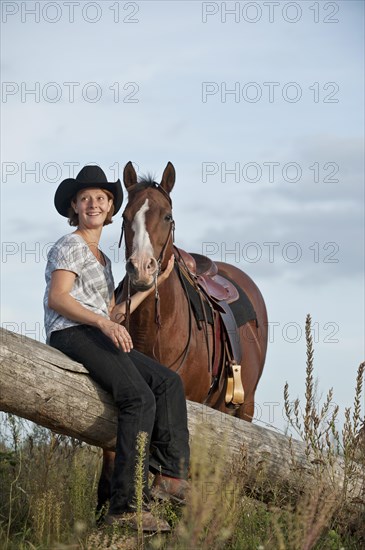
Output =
[{"x1": 43, "y1": 233, "x2": 115, "y2": 343}]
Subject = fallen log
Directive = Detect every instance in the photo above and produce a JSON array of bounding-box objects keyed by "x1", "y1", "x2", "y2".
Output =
[{"x1": 0, "y1": 328, "x2": 363, "y2": 503}]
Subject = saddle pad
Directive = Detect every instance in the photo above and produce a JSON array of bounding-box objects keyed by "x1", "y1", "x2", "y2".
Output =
[
  {"x1": 222, "y1": 274, "x2": 257, "y2": 328},
  {"x1": 178, "y1": 267, "x2": 214, "y2": 325}
]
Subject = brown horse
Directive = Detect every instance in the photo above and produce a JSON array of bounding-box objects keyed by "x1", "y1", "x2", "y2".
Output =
[{"x1": 97, "y1": 161, "x2": 268, "y2": 512}]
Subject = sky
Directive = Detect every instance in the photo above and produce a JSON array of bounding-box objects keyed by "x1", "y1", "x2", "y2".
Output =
[{"x1": 1, "y1": 0, "x2": 364, "y2": 435}]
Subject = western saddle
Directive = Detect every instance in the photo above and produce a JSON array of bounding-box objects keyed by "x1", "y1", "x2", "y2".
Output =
[{"x1": 174, "y1": 247, "x2": 245, "y2": 408}]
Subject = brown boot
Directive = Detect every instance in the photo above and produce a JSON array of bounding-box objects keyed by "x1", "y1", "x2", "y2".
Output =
[
  {"x1": 151, "y1": 474, "x2": 190, "y2": 505},
  {"x1": 105, "y1": 510, "x2": 170, "y2": 532}
]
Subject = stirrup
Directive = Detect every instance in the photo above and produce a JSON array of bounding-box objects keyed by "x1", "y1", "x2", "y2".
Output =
[{"x1": 225, "y1": 361, "x2": 244, "y2": 407}]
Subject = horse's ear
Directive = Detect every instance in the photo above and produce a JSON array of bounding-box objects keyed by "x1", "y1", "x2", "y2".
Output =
[
  {"x1": 160, "y1": 162, "x2": 175, "y2": 195},
  {"x1": 123, "y1": 161, "x2": 137, "y2": 191}
]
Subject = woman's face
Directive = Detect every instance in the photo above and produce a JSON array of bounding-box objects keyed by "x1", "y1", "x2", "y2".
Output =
[{"x1": 72, "y1": 188, "x2": 113, "y2": 230}]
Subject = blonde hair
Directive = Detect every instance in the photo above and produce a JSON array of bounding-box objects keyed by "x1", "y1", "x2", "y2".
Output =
[{"x1": 67, "y1": 189, "x2": 115, "y2": 227}]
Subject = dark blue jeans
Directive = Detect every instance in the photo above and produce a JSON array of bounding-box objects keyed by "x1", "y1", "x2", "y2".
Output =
[{"x1": 50, "y1": 324, "x2": 190, "y2": 514}]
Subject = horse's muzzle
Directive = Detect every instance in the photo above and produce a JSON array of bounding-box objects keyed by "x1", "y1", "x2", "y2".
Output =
[{"x1": 126, "y1": 257, "x2": 158, "y2": 291}]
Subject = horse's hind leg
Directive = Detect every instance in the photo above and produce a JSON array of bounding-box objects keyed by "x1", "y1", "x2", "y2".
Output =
[
  {"x1": 235, "y1": 320, "x2": 265, "y2": 422},
  {"x1": 96, "y1": 450, "x2": 115, "y2": 520},
  {"x1": 237, "y1": 399, "x2": 255, "y2": 422}
]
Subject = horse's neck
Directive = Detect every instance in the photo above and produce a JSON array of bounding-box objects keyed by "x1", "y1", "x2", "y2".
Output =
[
  {"x1": 130, "y1": 270, "x2": 186, "y2": 354},
  {"x1": 132, "y1": 270, "x2": 185, "y2": 328}
]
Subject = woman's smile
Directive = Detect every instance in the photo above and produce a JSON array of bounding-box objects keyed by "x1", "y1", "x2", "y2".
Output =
[{"x1": 72, "y1": 188, "x2": 113, "y2": 229}]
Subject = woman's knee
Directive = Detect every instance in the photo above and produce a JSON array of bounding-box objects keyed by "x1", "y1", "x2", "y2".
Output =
[
  {"x1": 141, "y1": 386, "x2": 156, "y2": 414},
  {"x1": 164, "y1": 369, "x2": 185, "y2": 394},
  {"x1": 115, "y1": 383, "x2": 156, "y2": 416}
]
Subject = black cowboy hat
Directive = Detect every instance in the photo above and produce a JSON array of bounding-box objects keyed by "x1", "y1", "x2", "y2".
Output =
[{"x1": 54, "y1": 165, "x2": 123, "y2": 217}]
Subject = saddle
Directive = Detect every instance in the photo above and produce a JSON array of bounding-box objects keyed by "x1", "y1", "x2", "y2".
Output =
[
  {"x1": 175, "y1": 249, "x2": 239, "y2": 304},
  {"x1": 174, "y1": 247, "x2": 244, "y2": 408}
]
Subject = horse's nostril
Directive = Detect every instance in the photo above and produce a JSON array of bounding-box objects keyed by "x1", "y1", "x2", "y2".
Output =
[{"x1": 147, "y1": 258, "x2": 158, "y2": 272}]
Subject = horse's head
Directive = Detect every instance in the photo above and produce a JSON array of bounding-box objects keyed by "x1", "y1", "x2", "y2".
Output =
[{"x1": 122, "y1": 161, "x2": 175, "y2": 291}]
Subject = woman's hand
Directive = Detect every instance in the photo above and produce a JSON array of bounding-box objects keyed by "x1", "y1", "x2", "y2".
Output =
[
  {"x1": 97, "y1": 318, "x2": 133, "y2": 352},
  {"x1": 157, "y1": 254, "x2": 175, "y2": 285},
  {"x1": 109, "y1": 255, "x2": 175, "y2": 326}
]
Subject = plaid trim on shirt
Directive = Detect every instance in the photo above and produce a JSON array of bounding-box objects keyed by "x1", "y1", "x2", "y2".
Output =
[{"x1": 43, "y1": 233, "x2": 115, "y2": 344}]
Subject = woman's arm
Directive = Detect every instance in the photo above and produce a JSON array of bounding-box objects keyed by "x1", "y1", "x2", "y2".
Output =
[
  {"x1": 48, "y1": 269, "x2": 133, "y2": 351},
  {"x1": 110, "y1": 255, "x2": 175, "y2": 324}
]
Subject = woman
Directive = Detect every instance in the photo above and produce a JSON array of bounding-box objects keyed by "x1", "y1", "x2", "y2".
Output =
[{"x1": 44, "y1": 165, "x2": 189, "y2": 532}]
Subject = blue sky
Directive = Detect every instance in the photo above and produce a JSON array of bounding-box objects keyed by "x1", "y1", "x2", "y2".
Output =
[{"x1": 1, "y1": 0, "x2": 364, "y2": 434}]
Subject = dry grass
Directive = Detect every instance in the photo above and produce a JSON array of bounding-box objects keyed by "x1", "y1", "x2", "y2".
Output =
[{"x1": 0, "y1": 315, "x2": 364, "y2": 549}]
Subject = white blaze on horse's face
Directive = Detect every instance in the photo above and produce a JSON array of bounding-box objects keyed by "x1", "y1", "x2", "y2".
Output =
[
  {"x1": 131, "y1": 199, "x2": 153, "y2": 257},
  {"x1": 128, "y1": 198, "x2": 158, "y2": 289}
]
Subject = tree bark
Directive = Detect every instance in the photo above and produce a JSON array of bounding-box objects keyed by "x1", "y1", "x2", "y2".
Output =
[{"x1": 0, "y1": 328, "x2": 363, "y2": 502}]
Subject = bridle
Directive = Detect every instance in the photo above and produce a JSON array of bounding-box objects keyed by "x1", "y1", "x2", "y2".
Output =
[
  {"x1": 117, "y1": 182, "x2": 203, "y2": 377},
  {"x1": 118, "y1": 183, "x2": 175, "y2": 330},
  {"x1": 118, "y1": 183, "x2": 175, "y2": 258}
]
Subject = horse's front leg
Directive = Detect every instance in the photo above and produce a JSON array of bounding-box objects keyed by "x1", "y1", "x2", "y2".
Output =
[{"x1": 96, "y1": 450, "x2": 115, "y2": 519}]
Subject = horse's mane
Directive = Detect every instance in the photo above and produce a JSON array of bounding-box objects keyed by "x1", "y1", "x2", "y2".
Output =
[
  {"x1": 129, "y1": 174, "x2": 171, "y2": 205},
  {"x1": 136, "y1": 173, "x2": 157, "y2": 189}
]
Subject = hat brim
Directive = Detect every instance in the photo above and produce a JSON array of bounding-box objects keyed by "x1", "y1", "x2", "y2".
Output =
[{"x1": 54, "y1": 178, "x2": 123, "y2": 217}]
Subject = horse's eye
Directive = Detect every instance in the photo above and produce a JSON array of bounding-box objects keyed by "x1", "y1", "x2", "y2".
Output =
[{"x1": 164, "y1": 214, "x2": 173, "y2": 222}]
